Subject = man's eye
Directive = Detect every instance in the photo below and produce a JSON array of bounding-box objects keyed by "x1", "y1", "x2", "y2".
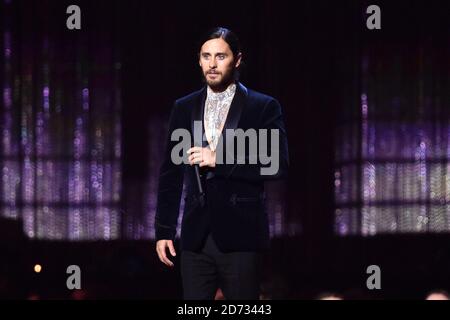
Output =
[
  {"x1": 202, "y1": 55, "x2": 210, "y2": 59},
  {"x1": 218, "y1": 55, "x2": 225, "y2": 60}
]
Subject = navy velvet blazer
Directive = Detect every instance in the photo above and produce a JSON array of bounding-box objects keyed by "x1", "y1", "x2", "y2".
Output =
[{"x1": 155, "y1": 82, "x2": 289, "y2": 252}]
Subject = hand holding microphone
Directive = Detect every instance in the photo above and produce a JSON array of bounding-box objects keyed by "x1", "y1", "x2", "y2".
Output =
[
  {"x1": 186, "y1": 146, "x2": 216, "y2": 168},
  {"x1": 187, "y1": 146, "x2": 216, "y2": 208}
]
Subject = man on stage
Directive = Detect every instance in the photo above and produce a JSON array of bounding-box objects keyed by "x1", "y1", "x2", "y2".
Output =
[{"x1": 155, "y1": 27, "x2": 289, "y2": 300}]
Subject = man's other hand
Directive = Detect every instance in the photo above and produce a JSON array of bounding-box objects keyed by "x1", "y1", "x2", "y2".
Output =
[{"x1": 156, "y1": 239, "x2": 177, "y2": 267}]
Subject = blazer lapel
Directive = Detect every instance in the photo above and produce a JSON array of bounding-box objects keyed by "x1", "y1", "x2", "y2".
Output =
[
  {"x1": 221, "y1": 82, "x2": 247, "y2": 134},
  {"x1": 215, "y1": 82, "x2": 247, "y2": 165},
  {"x1": 190, "y1": 82, "x2": 248, "y2": 149},
  {"x1": 191, "y1": 86, "x2": 207, "y2": 147}
]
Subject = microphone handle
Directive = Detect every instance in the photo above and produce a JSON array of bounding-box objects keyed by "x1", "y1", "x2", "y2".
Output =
[
  {"x1": 194, "y1": 164, "x2": 203, "y2": 194},
  {"x1": 194, "y1": 164, "x2": 205, "y2": 207}
]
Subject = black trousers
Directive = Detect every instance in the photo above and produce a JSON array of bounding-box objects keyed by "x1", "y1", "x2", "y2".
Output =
[{"x1": 181, "y1": 233, "x2": 261, "y2": 300}]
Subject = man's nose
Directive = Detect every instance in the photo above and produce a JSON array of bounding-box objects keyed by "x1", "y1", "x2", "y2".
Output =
[{"x1": 209, "y1": 58, "x2": 217, "y2": 68}]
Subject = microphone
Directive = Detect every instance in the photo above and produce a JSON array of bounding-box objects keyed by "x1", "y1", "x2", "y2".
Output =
[
  {"x1": 194, "y1": 164, "x2": 206, "y2": 208},
  {"x1": 192, "y1": 121, "x2": 205, "y2": 207}
]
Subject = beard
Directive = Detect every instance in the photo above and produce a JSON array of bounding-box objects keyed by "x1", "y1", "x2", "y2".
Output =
[{"x1": 202, "y1": 68, "x2": 235, "y2": 92}]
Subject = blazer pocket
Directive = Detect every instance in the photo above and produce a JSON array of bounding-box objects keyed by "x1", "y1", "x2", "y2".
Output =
[
  {"x1": 229, "y1": 193, "x2": 266, "y2": 206},
  {"x1": 184, "y1": 194, "x2": 199, "y2": 213}
]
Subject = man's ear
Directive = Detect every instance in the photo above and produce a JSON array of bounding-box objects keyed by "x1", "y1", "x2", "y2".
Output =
[{"x1": 235, "y1": 52, "x2": 242, "y2": 68}]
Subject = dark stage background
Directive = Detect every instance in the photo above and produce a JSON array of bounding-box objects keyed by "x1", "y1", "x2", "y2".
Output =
[{"x1": 0, "y1": 0, "x2": 449, "y2": 299}]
